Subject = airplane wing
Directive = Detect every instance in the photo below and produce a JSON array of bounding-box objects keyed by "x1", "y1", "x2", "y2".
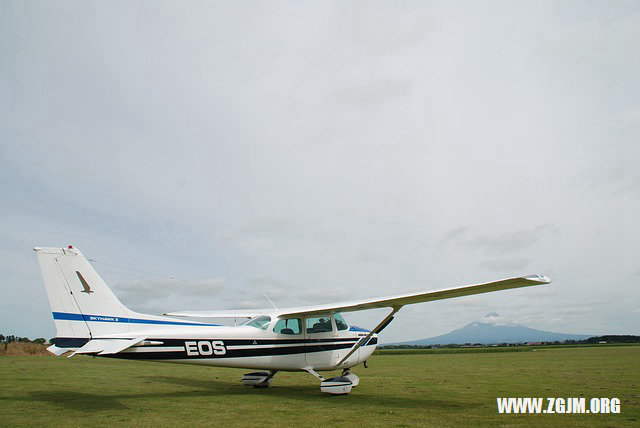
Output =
[
  {"x1": 164, "y1": 274, "x2": 550, "y2": 319},
  {"x1": 278, "y1": 273, "x2": 549, "y2": 368},
  {"x1": 276, "y1": 274, "x2": 550, "y2": 317},
  {"x1": 163, "y1": 309, "x2": 271, "y2": 318}
]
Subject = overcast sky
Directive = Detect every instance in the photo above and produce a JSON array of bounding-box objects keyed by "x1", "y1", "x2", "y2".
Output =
[{"x1": 1, "y1": 1, "x2": 638, "y2": 342}]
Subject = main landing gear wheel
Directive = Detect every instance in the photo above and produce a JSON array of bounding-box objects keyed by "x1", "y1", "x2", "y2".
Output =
[{"x1": 241, "y1": 371, "x2": 277, "y2": 388}]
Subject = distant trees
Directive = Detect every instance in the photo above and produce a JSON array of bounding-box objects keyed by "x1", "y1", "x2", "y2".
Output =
[
  {"x1": 585, "y1": 335, "x2": 640, "y2": 344},
  {"x1": 1, "y1": 335, "x2": 50, "y2": 344},
  {"x1": 2, "y1": 335, "x2": 17, "y2": 343},
  {"x1": 378, "y1": 335, "x2": 640, "y2": 349}
]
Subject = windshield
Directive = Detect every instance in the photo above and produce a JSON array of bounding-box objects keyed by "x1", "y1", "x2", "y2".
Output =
[{"x1": 243, "y1": 315, "x2": 271, "y2": 330}]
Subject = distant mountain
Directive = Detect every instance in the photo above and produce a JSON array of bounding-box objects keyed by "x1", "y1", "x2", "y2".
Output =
[{"x1": 391, "y1": 313, "x2": 591, "y2": 345}]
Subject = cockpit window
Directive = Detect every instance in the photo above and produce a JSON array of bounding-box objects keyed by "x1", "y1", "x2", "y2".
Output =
[
  {"x1": 334, "y1": 313, "x2": 349, "y2": 331},
  {"x1": 244, "y1": 315, "x2": 271, "y2": 330},
  {"x1": 306, "y1": 316, "x2": 333, "y2": 333},
  {"x1": 273, "y1": 318, "x2": 302, "y2": 335}
]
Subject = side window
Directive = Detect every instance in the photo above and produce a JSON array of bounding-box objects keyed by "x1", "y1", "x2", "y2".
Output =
[
  {"x1": 334, "y1": 313, "x2": 349, "y2": 331},
  {"x1": 306, "y1": 316, "x2": 333, "y2": 334},
  {"x1": 273, "y1": 318, "x2": 302, "y2": 335}
]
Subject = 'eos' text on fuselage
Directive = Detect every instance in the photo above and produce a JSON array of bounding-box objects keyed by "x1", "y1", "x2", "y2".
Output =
[{"x1": 185, "y1": 340, "x2": 226, "y2": 356}]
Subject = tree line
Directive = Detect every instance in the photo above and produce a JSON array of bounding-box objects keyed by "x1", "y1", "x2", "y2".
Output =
[
  {"x1": 1, "y1": 334, "x2": 50, "y2": 345},
  {"x1": 380, "y1": 335, "x2": 640, "y2": 349}
]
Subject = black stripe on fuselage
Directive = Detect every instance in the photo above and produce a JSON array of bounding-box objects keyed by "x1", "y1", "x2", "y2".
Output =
[
  {"x1": 142, "y1": 337, "x2": 361, "y2": 347},
  {"x1": 100, "y1": 337, "x2": 377, "y2": 361},
  {"x1": 54, "y1": 337, "x2": 363, "y2": 348}
]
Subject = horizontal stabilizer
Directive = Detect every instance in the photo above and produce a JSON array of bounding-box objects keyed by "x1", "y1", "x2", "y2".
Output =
[
  {"x1": 69, "y1": 337, "x2": 146, "y2": 357},
  {"x1": 47, "y1": 344, "x2": 72, "y2": 356}
]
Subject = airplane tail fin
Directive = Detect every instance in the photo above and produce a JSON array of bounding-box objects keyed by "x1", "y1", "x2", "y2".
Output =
[
  {"x1": 35, "y1": 246, "x2": 212, "y2": 354},
  {"x1": 34, "y1": 246, "x2": 133, "y2": 341}
]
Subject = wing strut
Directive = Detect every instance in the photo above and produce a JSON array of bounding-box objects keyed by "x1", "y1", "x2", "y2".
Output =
[{"x1": 337, "y1": 306, "x2": 402, "y2": 367}]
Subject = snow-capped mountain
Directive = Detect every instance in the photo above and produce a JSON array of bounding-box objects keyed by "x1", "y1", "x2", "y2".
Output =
[{"x1": 390, "y1": 313, "x2": 591, "y2": 345}]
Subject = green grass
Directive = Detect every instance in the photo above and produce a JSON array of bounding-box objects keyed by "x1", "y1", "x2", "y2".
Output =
[{"x1": 1, "y1": 346, "x2": 638, "y2": 426}]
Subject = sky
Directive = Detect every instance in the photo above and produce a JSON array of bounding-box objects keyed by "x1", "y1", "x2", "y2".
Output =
[{"x1": 1, "y1": 0, "x2": 638, "y2": 343}]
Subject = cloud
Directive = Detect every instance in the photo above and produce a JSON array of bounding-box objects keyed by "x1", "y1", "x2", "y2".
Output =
[
  {"x1": 466, "y1": 224, "x2": 559, "y2": 255},
  {"x1": 330, "y1": 78, "x2": 414, "y2": 109},
  {"x1": 480, "y1": 257, "x2": 530, "y2": 271},
  {"x1": 233, "y1": 300, "x2": 267, "y2": 310},
  {"x1": 479, "y1": 311, "x2": 512, "y2": 326},
  {"x1": 441, "y1": 224, "x2": 559, "y2": 255},
  {"x1": 439, "y1": 227, "x2": 470, "y2": 247},
  {"x1": 220, "y1": 217, "x2": 302, "y2": 243},
  {"x1": 249, "y1": 274, "x2": 295, "y2": 288},
  {"x1": 114, "y1": 277, "x2": 226, "y2": 298},
  {"x1": 588, "y1": 166, "x2": 640, "y2": 198},
  {"x1": 248, "y1": 274, "x2": 354, "y2": 306},
  {"x1": 112, "y1": 277, "x2": 226, "y2": 314},
  {"x1": 295, "y1": 288, "x2": 353, "y2": 303},
  {"x1": 558, "y1": 306, "x2": 594, "y2": 315},
  {"x1": 609, "y1": 108, "x2": 640, "y2": 132}
]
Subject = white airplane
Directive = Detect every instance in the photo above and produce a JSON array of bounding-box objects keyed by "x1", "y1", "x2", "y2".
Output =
[{"x1": 35, "y1": 246, "x2": 550, "y2": 395}]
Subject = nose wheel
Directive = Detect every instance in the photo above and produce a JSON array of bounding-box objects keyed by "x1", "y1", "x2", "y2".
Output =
[
  {"x1": 303, "y1": 367, "x2": 360, "y2": 395},
  {"x1": 320, "y1": 375, "x2": 353, "y2": 395}
]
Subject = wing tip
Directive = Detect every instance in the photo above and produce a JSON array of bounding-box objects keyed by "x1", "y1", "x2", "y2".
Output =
[{"x1": 522, "y1": 274, "x2": 551, "y2": 284}]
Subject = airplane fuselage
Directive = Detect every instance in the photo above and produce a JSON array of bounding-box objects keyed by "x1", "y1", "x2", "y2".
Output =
[{"x1": 56, "y1": 324, "x2": 377, "y2": 371}]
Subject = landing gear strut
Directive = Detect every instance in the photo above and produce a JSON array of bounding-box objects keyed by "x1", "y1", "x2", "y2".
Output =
[{"x1": 241, "y1": 370, "x2": 278, "y2": 388}]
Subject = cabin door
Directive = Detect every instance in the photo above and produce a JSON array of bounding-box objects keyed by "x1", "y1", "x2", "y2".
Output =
[{"x1": 303, "y1": 315, "x2": 339, "y2": 368}]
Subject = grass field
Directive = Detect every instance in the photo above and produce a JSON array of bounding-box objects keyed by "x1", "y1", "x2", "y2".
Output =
[{"x1": 1, "y1": 346, "x2": 638, "y2": 426}]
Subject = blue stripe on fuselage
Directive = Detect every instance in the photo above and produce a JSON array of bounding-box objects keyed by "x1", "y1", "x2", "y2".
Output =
[
  {"x1": 51, "y1": 312, "x2": 219, "y2": 326},
  {"x1": 348, "y1": 325, "x2": 370, "y2": 332}
]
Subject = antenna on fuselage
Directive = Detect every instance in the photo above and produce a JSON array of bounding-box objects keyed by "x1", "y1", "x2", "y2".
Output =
[{"x1": 263, "y1": 291, "x2": 278, "y2": 310}]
